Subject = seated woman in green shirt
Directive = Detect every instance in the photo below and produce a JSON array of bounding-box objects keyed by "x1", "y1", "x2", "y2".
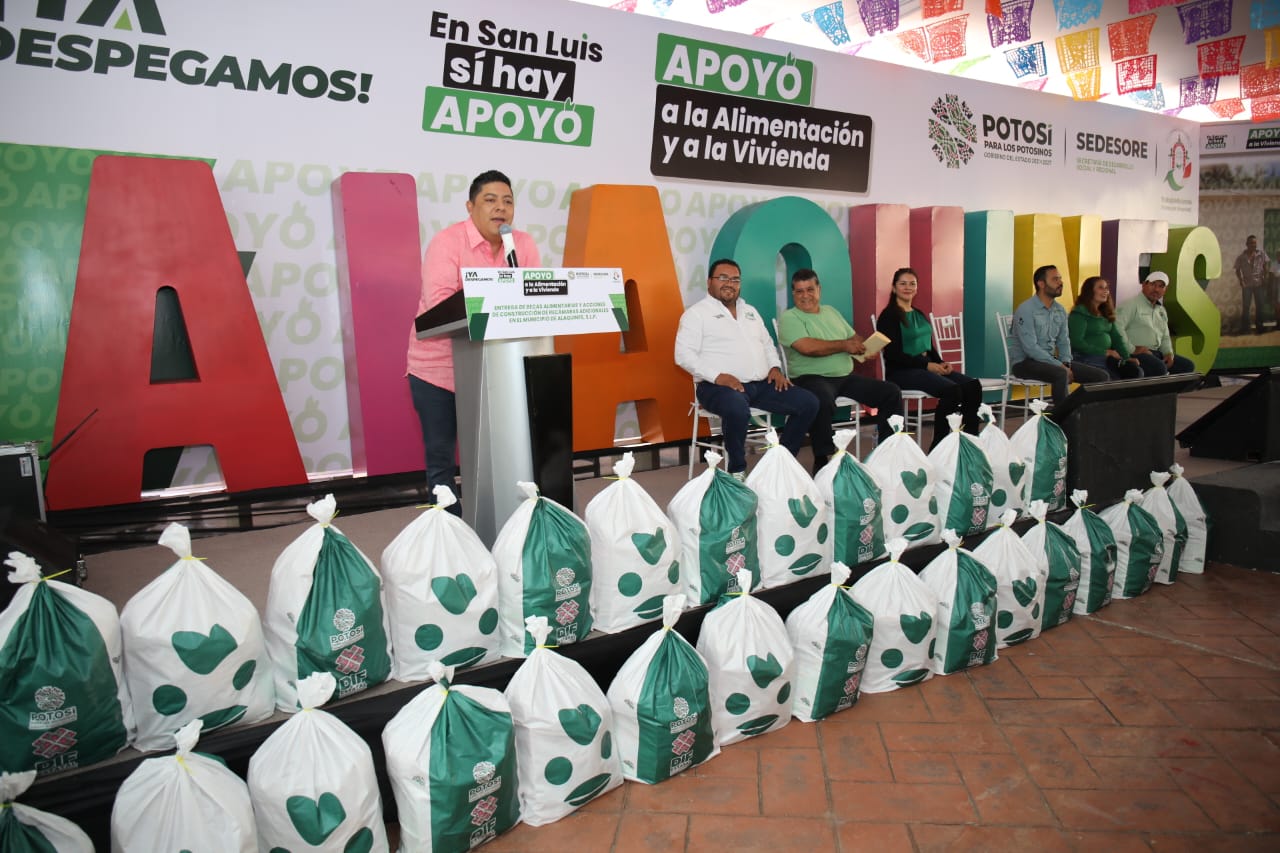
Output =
[{"x1": 1068, "y1": 276, "x2": 1143, "y2": 380}]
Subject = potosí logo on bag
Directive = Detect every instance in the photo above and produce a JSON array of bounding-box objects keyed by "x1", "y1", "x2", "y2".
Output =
[
  {"x1": 29, "y1": 685, "x2": 76, "y2": 730},
  {"x1": 668, "y1": 696, "x2": 699, "y2": 774},
  {"x1": 468, "y1": 760, "x2": 502, "y2": 802},
  {"x1": 329, "y1": 607, "x2": 365, "y2": 650}
]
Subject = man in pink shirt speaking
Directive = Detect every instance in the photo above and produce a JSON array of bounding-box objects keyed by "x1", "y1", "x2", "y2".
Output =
[{"x1": 406, "y1": 170, "x2": 540, "y2": 512}]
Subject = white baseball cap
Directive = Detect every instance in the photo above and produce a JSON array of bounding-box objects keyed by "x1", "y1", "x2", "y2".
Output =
[{"x1": 1144, "y1": 271, "x2": 1170, "y2": 285}]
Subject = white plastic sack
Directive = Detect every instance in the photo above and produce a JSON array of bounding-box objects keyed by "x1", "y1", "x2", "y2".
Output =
[
  {"x1": 494, "y1": 482, "x2": 593, "y2": 657},
  {"x1": 917, "y1": 530, "x2": 998, "y2": 675},
  {"x1": 0, "y1": 552, "x2": 134, "y2": 776},
  {"x1": 1167, "y1": 464, "x2": 1208, "y2": 575},
  {"x1": 585, "y1": 453, "x2": 682, "y2": 633},
  {"x1": 667, "y1": 451, "x2": 760, "y2": 604},
  {"x1": 382, "y1": 663, "x2": 520, "y2": 853},
  {"x1": 928, "y1": 413, "x2": 996, "y2": 535},
  {"x1": 813, "y1": 429, "x2": 886, "y2": 566},
  {"x1": 0, "y1": 770, "x2": 93, "y2": 851},
  {"x1": 505, "y1": 617, "x2": 622, "y2": 827},
  {"x1": 380, "y1": 486, "x2": 500, "y2": 679},
  {"x1": 784, "y1": 563, "x2": 874, "y2": 722},
  {"x1": 865, "y1": 415, "x2": 941, "y2": 546},
  {"x1": 1062, "y1": 490, "x2": 1117, "y2": 615},
  {"x1": 971, "y1": 510, "x2": 1045, "y2": 648},
  {"x1": 696, "y1": 570, "x2": 793, "y2": 746},
  {"x1": 1140, "y1": 471, "x2": 1186, "y2": 585},
  {"x1": 1020, "y1": 500, "x2": 1082, "y2": 631},
  {"x1": 850, "y1": 539, "x2": 937, "y2": 692},
  {"x1": 746, "y1": 429, "x2": 829, "y2": 588},
  {"x1": 264, "y1": 495, "x2": 392, "y2": 711},
  {"x1": 607, "y1": 595, "x2": 718, "y2": 784},
  {"x1": 121, "y1": 523, "x2": 274, "y2": 751},
  {"x1": 1008, "y1": 400, "x2": 1068, "y2": 512},
  {"x1": 248, "y1": 673, "x2": 388, "y2": 853},
  {"x1": 974, "y1": 403, "x2": 1026, "y2": 518},
  {"x1": 111, "y1": 720, "x2": 256, "y2": 853},
  {"x1": 1099, "y1": 489, "x2": 1165, "y2": 600}
]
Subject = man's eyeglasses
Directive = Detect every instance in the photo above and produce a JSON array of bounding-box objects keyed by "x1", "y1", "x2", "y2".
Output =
[{"x1": 712, "y1": 275, "x2": 742, "y2": 283}]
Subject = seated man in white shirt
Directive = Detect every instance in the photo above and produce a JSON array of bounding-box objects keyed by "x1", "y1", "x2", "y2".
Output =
[{"x1": 675, "y1": 258, "x2": 819, "y2": 478}]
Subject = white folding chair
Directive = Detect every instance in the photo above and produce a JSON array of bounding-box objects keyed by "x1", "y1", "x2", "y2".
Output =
[
  {"x1": 771, "y1": 318, "x2": 863, "y2": 459},
  {"x1": 929, "y1": 311, "x2": 1011, "y2": 429},
  {"x1": 995, "y1": 311, "x2": 1050, "y2": 424},
  {"x1": 870, "y1": 313, "x2": 928, "y2": 443},
  {"x1": 687, "y1": 382, "x2": 773, "y2": 477}
]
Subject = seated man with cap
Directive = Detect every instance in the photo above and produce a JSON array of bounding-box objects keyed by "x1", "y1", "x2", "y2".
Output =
[{"x1": 1114, "y1": 271, "x2": 1195, "y2": 377}]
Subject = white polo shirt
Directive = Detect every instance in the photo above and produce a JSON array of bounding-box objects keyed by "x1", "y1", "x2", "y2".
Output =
[{"x1": 674, "y1": 295, "x2": 779, "y2": 384}]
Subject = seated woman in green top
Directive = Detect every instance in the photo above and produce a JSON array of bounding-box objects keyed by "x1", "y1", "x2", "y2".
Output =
[
  {"x1": 875, "y1": 267, "x2": 981, "y2": 450},
  {"x1": 1067, "y1": 276, "x2": 1143, "y2": 380}
]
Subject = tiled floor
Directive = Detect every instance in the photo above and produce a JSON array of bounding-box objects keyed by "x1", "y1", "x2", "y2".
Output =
[{"x1": 468, "y1": 564, "x2": 1280, "y2": 852}]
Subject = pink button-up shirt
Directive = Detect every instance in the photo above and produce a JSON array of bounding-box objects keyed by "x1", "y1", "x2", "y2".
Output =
[{"x1": 406, "y1": 217, "x2": 542, "y2": 392}]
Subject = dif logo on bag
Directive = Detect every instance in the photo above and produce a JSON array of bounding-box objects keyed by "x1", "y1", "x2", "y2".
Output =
[
  {"x1": 468, "y1": 760, "x2": 505, "y2": 847},
  {"x1": 29, "y1": 686, "x2": 80, "y2": 774},
  {"x1": 668, "y1": 696, "x2": 699, "y2": 775}
]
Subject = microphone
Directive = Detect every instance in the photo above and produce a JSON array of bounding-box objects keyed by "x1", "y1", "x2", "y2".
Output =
[{"x1": 499, "y1": 224, "x2": 518, "y2": 268}]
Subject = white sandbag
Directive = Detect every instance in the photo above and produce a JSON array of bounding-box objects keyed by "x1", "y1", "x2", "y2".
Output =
[
  {"x1": 970, "y1": 510, "x2": 1045, "y2": 648},
  {"x1": 813, "y1": 429, "x2": 886, "y2": 566},
  {"x1": 696, "y1": 570, "x2": 793, "y2": 746},
  {"x1": 1167, "y1": 464, "x2": 1208, "y2": 575},
  {"x1": 0, "y1": 552, "x2": 134, "y2": 776},
  {"x1": 264, "y1": 495, "x2": 392, "y2": 711},
  {"x1": 111, "y1": 720, "x2": 256, "y2": 853},
  {"x1": 1140, "y1": 471, "x2": 1186, "y2": 585},
  {"x1": 1099, "y1": 489, "x2": 1165, "y2": 600},
  {"x1": 1020, "y1": 500, "x2": 1082, "y2": 632},
  {"x1": 849, "y1": 539, "x2": 937, "y2": 692},
  {"x1": 974, "y1": 403, "x2": 1026, "y2": 518},
  {"x1": 1062, "y1": 490, "x2": 1117, "y2": 614},
  {"x1": 917, "y1": 530, "x2": 998, "y2": 675},
  {"x1": 505, "y1": 617, "x2": 622, "y2": 827},
  {"x1": 607, "y1": 595, "x2": 718, "y2": 784},
  {"x1": 746, "y1": 429, "x2": 829, "y2": 588},
  {"x1": 121, "y1": 523, "x2": 274, "y2": 752},
  {"x1": 927, "y1": 413, "x2": 996, "y2": 536},
  {"x1": 785, "y1": 563, "x2": 874, "y2": 722},
  {"x1": 382, "y1": 662, "x2": 520, "y2": 852},
  {"x1": 0, "y1": 770, "x2": 93, "y2": 851},
  {"x1": 380, "y1": 486, "x2": 499, "y2": 679},
  {"x1": 584, "y1": 453, "x2": 682, "y2": 633},
  {"x1": 1008, "y1": 399, "x2": 1068, "y2": 512},
  {"x1": 248, "y1": 674, "x2": 388, "y2": 853},
  {"x1": 493, "y1": 482, "x2": 594, "y2": 658},
  {"x1": 865, "y1": 415, "x2": 942, "y2": 546},
  {"x1": 667, "y1": 451, "x2": 760, "y2": 605}
]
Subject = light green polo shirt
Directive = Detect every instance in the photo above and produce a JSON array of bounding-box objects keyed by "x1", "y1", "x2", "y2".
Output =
[{"x1": 778, "y1": 305, "x2": 854, "y2": 378}]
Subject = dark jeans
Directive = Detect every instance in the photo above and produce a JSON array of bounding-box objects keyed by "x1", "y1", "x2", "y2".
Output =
[
  {"x1": 1241, "y1": 286, "x2": 1264, "y2": 334},
  {"x1": 886, "y1": 367, "x2": 982, "y2": 449},
  {"x1": 408, "y1": 375, "x2": 462, "y2": 515},
  {"x1": 1011, "y1": 358, "x2": 1110, "y2": 404},
  {"x1": 1132, "y1": 351, "x2": 1195, "y2": 377},
  {"x1": 1076, "y1": 353, "x2": 1143, "y2": 380},
  {"x1": 696, "y1": 379, "x2": 818, "y2": 473},
  {"x1": 792, "y1": 372, "x2": 902, "y2": 466}
]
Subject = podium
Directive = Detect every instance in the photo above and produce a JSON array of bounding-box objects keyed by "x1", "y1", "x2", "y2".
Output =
[{"x1": 416, "y1": 266, "x2": 627, "y2": 545}]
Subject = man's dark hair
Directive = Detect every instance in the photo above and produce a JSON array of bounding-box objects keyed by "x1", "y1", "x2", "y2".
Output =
[
  {"x1": 1033, "y1": 264, "x2": 1057, "y2": 289},
  {"x1": 1248, "y1": 234, "x2": 1258, "y2": 242},
  {"x1": 791, "y1": 268, "x2": 819, "y2": 288},
  {"x1": 708, "y1": 258, "x2": 740, "y2": 279},
  {"x1": 469, "y1": 170, "x2": 513, "y2": 201}
]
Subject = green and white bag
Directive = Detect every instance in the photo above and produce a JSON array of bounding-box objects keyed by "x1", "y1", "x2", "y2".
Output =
[
  {"x1": 696, "y1": 570, "x2": 793, "y2": 746},
  {"x1": 247, "y1": 673, "x2": 388, "y2": 853},
  {"x1": 1062, "y1": 490, "x2": 1117, "y2": 615},
  {"x1": 667, "y1": 451, "x2": 760, "y2": 605},
  {"x1": 974, "y1": 403, "x2": 1026, "y2": 518},
  {"x1": 1, "y1": 552, "x2": 133, "y2": 777},
  {"x1": 111, "y1": 720, "x2": 257, "y2": 853},
  {"x1": 264, "y1": 495, "x2": 392, "y2": 711},
  {"x1": 381, "y1": 486, "x2": 499, "y2": 679},
  {"x1": 813, "y1": 429, "x2": 886, "y2": 567},
  {"x1": 494, "y1": 482, "x2": 594, "y2": 657},
  {"x1": 382, "y1": 662, "x2": 521, "y2": 853},
  {"x1": 746, "y1": 429, "x2": 829, "y2": 588},
  {"x1": 850, "y1": 539, "x2": 937, "y2": 692},
  {"x1": 1139, "y1": 472, "x2": 1187, "y2": 585},
  {"x1": 606, "y1": 594, "x2": 718, "y2": 784},
  {"x1": 0, "y1": 771, "x2": 93, "y2": 852},
  {"x1": 1167, "y1": 464, "x2": 1208, "y2": 575},
  {"x1": 970, "y1": 510, "x2": 1045, "y2": 648},
  {"x1": 1099, "y1": 489, "x2": 1165, "y2": 600},
  {"x1": 121, "y1": 523, "x2": 274, "y2": 752},
  {"x1": 1020, "y1": 500, "x2": 1082, "y2": 631},
  {"x1": 918, "y1": 530, "x2": 998, "y2": 675},
  {"x1": 784, "y1": 563, "x2": 873, "y2": 722},
  {"x1": 1008, "y1": 400, "x2": 1068, "y2": 512},
  {"x1": 927, "y1": 413, "x2": 996, "y2": 535},
  {"x1": 505, "y1": 617, "x2": 622, "y2": 826},
  {"x1": 865, "y1": 416, "x2": 941, "y2": 546},
  {"x1": 584, "y1": 453, "x2": 682, "y2": 633}
]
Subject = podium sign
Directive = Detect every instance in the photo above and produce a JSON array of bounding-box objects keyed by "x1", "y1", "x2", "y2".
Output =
[{"x1": 460, "y1": 267, "x2": 627, "y2": 341}]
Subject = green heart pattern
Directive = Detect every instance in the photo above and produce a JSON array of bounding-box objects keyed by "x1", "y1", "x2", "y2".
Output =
[
  {"x1": 1008, "y1": 461, "x2": 1026, "y2": 485},
  {"x1": 430, "y1": 573, "x2": 478, "y2": 615},
  {"x1": 901, "y1": 469, "x2": 928, "y2": 499},
  {"x1": 171, "y1": 624, "x2": 238, "y2": 675},
  {"x1": 1012, "y1": 577, "x2": 1038, "y2": 607},
  {"x1": 900, "y1": 611, "x2": 933, "y2": 644},
  {"x1": 558, "y1": 704, "x2": 603, "y2": 745},
  {"x1": 287, "y1": 792, "x2": 346, "y2": 846},
  {"x1": 631, "y1": 529, "x2": 667, "y2": 565},
  {"x1": 746, "y1": 653, "x2": 783, "y2": 689},
  {"x1": 788, "y1": 495, "x2": 819, "y2": 528}
]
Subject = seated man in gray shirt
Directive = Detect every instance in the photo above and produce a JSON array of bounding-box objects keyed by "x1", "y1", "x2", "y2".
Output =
[{"x1": 1008, "y1": 265, "x2": 1109, "y2": 403}]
